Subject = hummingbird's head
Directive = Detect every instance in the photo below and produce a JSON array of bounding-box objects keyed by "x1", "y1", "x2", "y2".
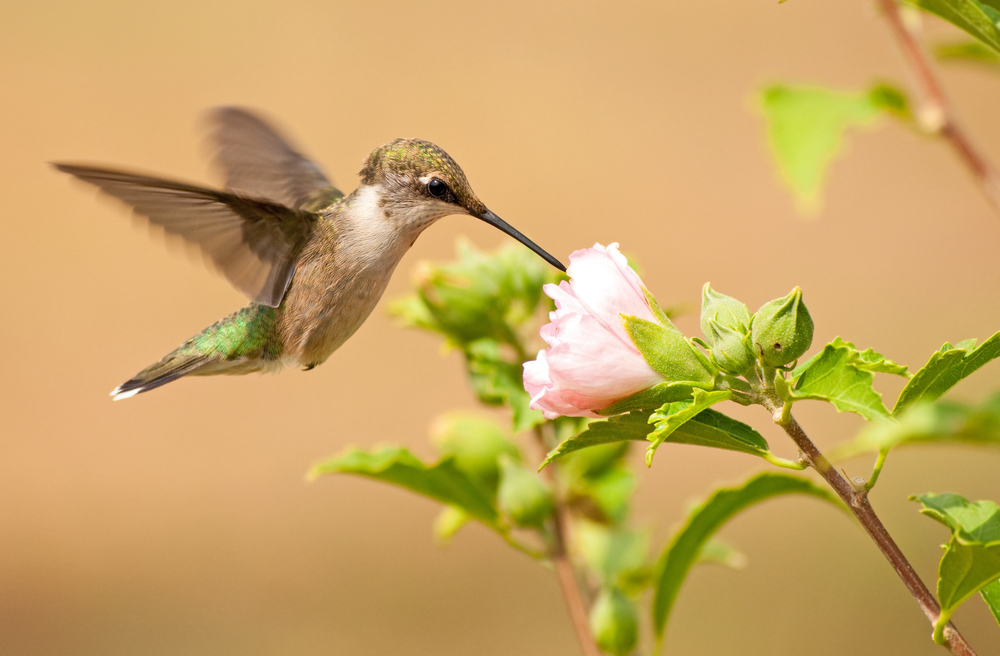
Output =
[{"x1": 358, "y1": 139, "x2": 565, "y2": 271}]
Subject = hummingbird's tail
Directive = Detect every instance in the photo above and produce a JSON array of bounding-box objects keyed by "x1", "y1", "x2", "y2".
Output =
[{"x1": 111, "y1": 304, "x2": 283, "y2": 400}]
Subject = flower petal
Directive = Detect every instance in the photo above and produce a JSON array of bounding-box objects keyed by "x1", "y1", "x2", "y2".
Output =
[
  {"x1": 523, "y1": 350, "x2": 599, "y2": 419},
  {"x1": 545, "y1": 313, "x2": 664, "y2": 410},
  {"x1": 563, "y1": 243, "x2": 658, "y2": 344}
]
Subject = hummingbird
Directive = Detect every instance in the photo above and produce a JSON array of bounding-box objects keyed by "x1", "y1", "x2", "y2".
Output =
[{"x1": 55, "y1": 107, "x2": 565, "y2": 400}]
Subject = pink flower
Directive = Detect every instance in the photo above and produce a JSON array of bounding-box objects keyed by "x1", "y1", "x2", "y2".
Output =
[{"x1": 523, "y1": 243, "x2": 666, "y2": 419}]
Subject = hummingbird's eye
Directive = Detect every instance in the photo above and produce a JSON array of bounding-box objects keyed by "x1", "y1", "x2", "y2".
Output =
[{"x1": 427, "y1": 178, "x2": 449, "y2": 199}]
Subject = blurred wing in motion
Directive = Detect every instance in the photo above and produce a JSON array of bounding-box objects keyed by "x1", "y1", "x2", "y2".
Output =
[
  {"x1": 205, "y1": 107, "x2": 344, "y2": 212},
  {"x1": 54, "y1": 164, "x2": 319, "y2": 307}
]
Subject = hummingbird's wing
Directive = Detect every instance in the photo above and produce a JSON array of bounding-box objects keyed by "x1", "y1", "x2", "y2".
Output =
[
  {"x1": 54, "y1": 164, "x2": 317, "y2": 308},
  {"x1": 205, "y1": 107, "x2": 344, "y2": 212}
]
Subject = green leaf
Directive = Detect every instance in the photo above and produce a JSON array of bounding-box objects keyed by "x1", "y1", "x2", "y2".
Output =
[
  {"x1": 646, "y1": 390, "x2": 734, "y2": 464},
  {"x1": 666, "y1": 409, "x2": 775, "y2": 458},
  {"x1": 310, "y1": 447, "x2": 499, "y2": 529},
  {"x1": 829, "y1": 393, "x2": 1000, "y2": 460},
  {"x1": 907, "y1": 0, "x2": 1000, "y2": 54},
  {"x1": 894, "y1": 332, "x2": 1000, "y2": 414},
  {"x1": 790, "y1": 337, "x2": 891, "y2": 421},
  {"x1": 914, "y1": 492, "x2": 1000, "y2": 542},
  {"x1": 856, "y1": 347, "x2": 910, "y2": 377},
  {"x1": 547, "y1": 404, "x2": 804, "y2": 470},
  {"x1": 621, "y1": 315, "x2": 716, "y2": 384},
  {"x1": 652, "y1": 472, "x2": 844, "y2": 642},
  {"x1": 541, "y1": 411, "x2": 655, "y2": 468},
  {"x1": 596, "y1": 381, "x2": 701, "y2": 415},
  {"x1": 934, "y1": 39, "x2": 1000, "y2": 66},
  {"x1": 759, "y1": 84, "x2": 889, "y2": 211},
  {"x1": 464, "y1": 339, "x2": 544, "y2": 432},
  {"x1": 912, "y1": 492, "x2": 1000, "y2": 643},
  {"x1": 981, "y1": 578, "x2": 1000, "y2": 627}
]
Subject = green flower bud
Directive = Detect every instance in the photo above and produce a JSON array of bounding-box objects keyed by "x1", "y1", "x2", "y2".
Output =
[
  {"x1": 707, "y1": 318, "x2": 755, "y2": 376},
  {"x1": 430, "y1": 412, "x2": 520, "y2": 490},
  {"x1": 701, "y1": 284, "x2": 751, "y2": 345},
  {"x1": 590, "y1": 587, "x2": 639, "y2": 656},
  {"x1": 751, "y1": 287, "x2": 814, "y2": 367},
  {"x1": 497, "y1": 455, "x2": 554, "y2": 528}
]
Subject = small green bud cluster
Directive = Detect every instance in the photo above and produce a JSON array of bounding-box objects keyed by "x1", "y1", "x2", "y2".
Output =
[
  {"x1": 700, "y1": 284, "x2": 755, "y2": 376},
  {"x1": 700, "y1": 284, "x2": 814, "y2": 373},
  {"x1": 589, "y1": 586, "x2": 639, "y2": 656},
  {"x1": 751, "y1": 287, "x2": 813, "y2": 367},
  {"x1": 497, "y1": 454, "x2": 554, "y2": 528}
]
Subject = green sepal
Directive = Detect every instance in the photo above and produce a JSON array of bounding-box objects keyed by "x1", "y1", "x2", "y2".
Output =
[
  {"x1": 310, "y1": 447, "x2": 499, "y2": 530},
  {"x1": 652, "y1": 473, "x2": 845, "y2": 643},
  {"x1": 789, "y1": 337, "x2": 891, "y2": 422},
  {"x1": 911, "y1": 492, "x2": 1000, "y2": 643},
  {"x1": 829, "y1": 393, "x2": 1000, "y2": 461},
  {"x1": 906, "y1": 0, "x2": 1000, "y2": 54},
  {"x1": 644, "y1": 287, "x2": 673, "y2": 325},
  {"x1": 622, "y1": 315, "x2": 716, "y2": 384},
  {"x1": 646, "y1": 390, "x2": 734, "y2": 465},
  {"x1": 893, "y1": 331, "x2": 1000, "y2": 415}
]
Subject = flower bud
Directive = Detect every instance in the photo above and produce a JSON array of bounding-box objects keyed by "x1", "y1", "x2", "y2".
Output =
[
  {"x1": 430, "y1": 412, "x2": 519, "y2": 490},
  {"x1": 590, "y1": 587, "x2": 639, "y2": 656},
  {"x1": 707, "y1": 318, "x2": 755, "y2": 376},
  {"x1": 751, "y1": 287, "x2": 814, "y2": 367},
  {"x1": 497, "y1": 455, "x2": 554, "y2": 528},
  {"x1": 701, "y1": 284, "x2": 751, "y2": 345}
]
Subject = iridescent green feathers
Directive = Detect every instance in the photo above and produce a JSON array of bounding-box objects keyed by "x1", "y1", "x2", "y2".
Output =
[
  {"x1": 111, "y1": 304, "x2": 282, "y2": 400},
  {"x1": 360, "y1": 139, "x2": 487, "y2": 216}
]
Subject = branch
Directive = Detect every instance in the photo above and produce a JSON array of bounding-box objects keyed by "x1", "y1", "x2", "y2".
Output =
[
  {"x1": 764, "y1": 401, "x2": 978, "y2": 656},
  {"x1": 533, "y1": 424, "x2": 601, "y2": 656},
  {"x1": 877, "y1": 0, "x2": 1000, "y2": 216}
]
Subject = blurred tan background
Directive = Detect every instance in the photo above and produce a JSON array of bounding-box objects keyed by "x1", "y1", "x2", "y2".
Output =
[{"x1": 3, "y1": 0, "x2": 1000, "y2": 654}]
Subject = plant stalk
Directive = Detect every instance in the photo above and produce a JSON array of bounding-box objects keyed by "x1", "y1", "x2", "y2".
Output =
[
  {"x1": 765, "y1": 401, "x2": 978, "y2": 656},
  {"x1": 877, "y1": 0, "x2": 1000, "y2": 216},
  {"x1": 533, "y1": 425, "x2": 601, "y2": 656}
]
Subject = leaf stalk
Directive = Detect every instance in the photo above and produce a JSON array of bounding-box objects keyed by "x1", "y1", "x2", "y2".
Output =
[{"x1": 763, "y1": 398, "x2": 979, "y2": 656}]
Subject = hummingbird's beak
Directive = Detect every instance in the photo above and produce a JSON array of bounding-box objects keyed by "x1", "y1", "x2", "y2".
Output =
[{"x1": 476, "y1": 209, "x2": 566, "y2": 272}]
